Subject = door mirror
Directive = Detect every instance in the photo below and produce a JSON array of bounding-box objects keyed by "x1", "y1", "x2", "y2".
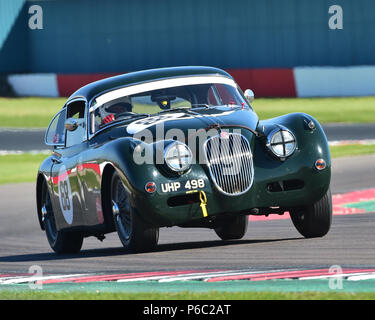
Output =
[
  {"x1": 65, "y1": 118, "x2": 79, "y2": 131},
  {"x1": 244, "y1": 89, "x2": 255, "y2": 103}
]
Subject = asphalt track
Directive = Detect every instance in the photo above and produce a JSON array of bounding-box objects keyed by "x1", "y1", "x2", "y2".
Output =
[
  {"x1": 0, "y1": 155, "x2": 374, "y2": 275},
  {"x1": 0, "y1": 123, "x2": 375, "y2": 151}
]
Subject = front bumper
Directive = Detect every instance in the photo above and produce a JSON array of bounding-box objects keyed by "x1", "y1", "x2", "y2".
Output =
[{"x1": 130, "y1": 146, "x2": 331, "y2": 227}]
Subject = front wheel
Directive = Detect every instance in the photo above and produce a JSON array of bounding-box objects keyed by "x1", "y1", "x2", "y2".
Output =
[
  {"x1": 290, "y1": 188, "x2": 332, "y2": 238},
  {"x1": 41, "y1": 181, "x2": 83, "y2": 254},
  {"x1": 214, "y1": 215, "x2": 248, "y2": 240},
  {"x1": 111, "y1": 171, "x2": 159, "y2": 252}
]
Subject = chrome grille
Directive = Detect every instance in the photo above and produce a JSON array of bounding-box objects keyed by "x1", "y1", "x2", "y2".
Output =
[{"x1": 203, "y1": 132, "x2": 254, "y2": 196}]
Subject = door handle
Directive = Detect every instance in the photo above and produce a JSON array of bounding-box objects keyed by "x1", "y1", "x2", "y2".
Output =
[{"x1": 52, "y1": 157, "x2": 62, "y2": 164}]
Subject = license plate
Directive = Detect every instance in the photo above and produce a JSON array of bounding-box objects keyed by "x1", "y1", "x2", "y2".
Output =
[{"x1": 160, "y1": 179, "x2": 205, "y2": 193}]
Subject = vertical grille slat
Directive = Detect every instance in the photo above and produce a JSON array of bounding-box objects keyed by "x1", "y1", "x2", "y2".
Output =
[{"x1": 204, "y1": 133, "x2": 254, "y2": 196}]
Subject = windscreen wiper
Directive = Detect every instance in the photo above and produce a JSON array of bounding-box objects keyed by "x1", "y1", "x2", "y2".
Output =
[{"x1": 191, "y1": 104, "x2": 210, "y2": 109}]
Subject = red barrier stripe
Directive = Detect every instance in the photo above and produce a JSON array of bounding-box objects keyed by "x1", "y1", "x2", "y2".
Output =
[
  {"x1": 227, "y1": 68, "x2": 297, "y2": 97},
  {"x1": 57, "y1": 73, "x2": 120, "y2": 97}
]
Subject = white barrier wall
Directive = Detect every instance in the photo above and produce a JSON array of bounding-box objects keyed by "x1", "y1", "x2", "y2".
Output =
[
  {"x1": 294, "y1": 66, "x2": 375, "y2": 97},
  {"x1": 7, "y1": 74, "x2": 59, "y2": 97},
  {"x1": 5, "y1": 66, "x2": 375, "y2": 98}
]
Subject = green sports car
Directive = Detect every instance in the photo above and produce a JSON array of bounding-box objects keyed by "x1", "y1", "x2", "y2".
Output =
[{"x1": 36, "y1": 66, "x2": 331, "y2": 253}]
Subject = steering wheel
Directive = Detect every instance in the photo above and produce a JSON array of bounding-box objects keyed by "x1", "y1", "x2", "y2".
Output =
[{"x1": 114, "y1": 111, "x2": 137, "y2": 119}]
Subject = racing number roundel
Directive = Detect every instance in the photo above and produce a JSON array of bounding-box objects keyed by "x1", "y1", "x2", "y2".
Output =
[{"x1": 58, "y1": 165, "x2": 73, "y2": 225}]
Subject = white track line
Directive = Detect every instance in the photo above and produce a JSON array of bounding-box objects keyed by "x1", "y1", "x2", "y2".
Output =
[
  {"x1": 0, "y1": 150, "x2": 51, "y2": 155},
  {"x1": 158, "y1": 269, "x2": 289, "y2": 283},
  {"x1": 117, "y1": 275, "x2": 190, "y2": 283},
  {"x1": 299, "y1": 272, "x2": 373, "y2": 281},
  {"x1": 347, "y1": 274, "x2": 375, "y2": 281},
  {"x1": 0, "y1": 274, "x2": 91, "y2": 285}
]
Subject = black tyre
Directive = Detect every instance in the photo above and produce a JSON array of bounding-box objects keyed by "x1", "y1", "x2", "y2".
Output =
[
  {"x1": 111, "y1": 171, "x2": 159, "y2": 252},
  {"x1": 41, "y1": 181, "x2": 83, "y2": 254},
  {"x1": 290, "y1": 188, "x2": 332, "y2": 238},
  {"x1": 214, "y1": 215, "x2": 248, "y2": 240}
]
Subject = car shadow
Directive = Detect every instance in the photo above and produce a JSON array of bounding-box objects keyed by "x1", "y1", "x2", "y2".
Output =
[{"x1": 0, "y1": 237, "x2": 302, "y2": 263}]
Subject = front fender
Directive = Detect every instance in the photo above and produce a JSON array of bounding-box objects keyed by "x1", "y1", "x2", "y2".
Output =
[{"x1": 256, "y1": 112, "x2": 331, "y2": 205}]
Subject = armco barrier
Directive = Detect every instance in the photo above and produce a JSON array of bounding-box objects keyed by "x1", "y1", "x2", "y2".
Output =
[{"x1": 4, "y1": 66, "x2": 375, "y2": 98}]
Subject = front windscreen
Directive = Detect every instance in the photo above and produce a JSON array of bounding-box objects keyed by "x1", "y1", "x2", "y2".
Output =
[{"x1": 90, "y1": 82, "x2": 248, "y2": 133}]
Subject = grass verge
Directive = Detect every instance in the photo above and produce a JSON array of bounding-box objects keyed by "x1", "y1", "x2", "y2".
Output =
[
  {"x1": 0, "y1": 290, "x2": 375, "y2": 300},
  {"x1": 0, "y1": 153, "x2": 48, "y2": 184},
  {"x1": 1, "y1": 96, "x2": 375, "y2": 128},
  {"x1": 329, "y1": 144, "x2": 375, "y2": 158},
  {"x1": 0, "y1": 97, "x2": 64, "y2": 128},
  {"x1": 254, "y1": 96, "x2": 375, "y2": 123}
]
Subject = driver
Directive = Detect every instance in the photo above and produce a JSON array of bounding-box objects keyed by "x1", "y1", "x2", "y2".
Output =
[{"x1": 101, "y1": 101, "x2": 133, "y2": 125}]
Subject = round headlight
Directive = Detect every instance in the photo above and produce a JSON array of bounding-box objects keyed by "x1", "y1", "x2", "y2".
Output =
[
  {"x1": 266, "y1": 127, "x2": 296, "y2": 158},
  {"x1": 164, "y1": 142, "x2": 193, "y2": 172}
]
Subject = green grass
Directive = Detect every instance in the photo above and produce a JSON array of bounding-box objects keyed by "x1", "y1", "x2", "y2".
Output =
[
  {"x1": 254, "y1": 96, "x2": 375, "y2": 123},
  {"x1": 0, "y1": 290, "x2": 374, "y2": 300},
  {"x1": 1, "y1": 96, "x2": 375, "y2": 128},
  {"x1": 0, "y1": 97, "x2": 64, "y2": 128},
  {"x1": 329, "y1": 144, "x2": 375, "y2": 158},
  {"x1": 0, "y1": 153, "x2": 49, "y2": 184}
]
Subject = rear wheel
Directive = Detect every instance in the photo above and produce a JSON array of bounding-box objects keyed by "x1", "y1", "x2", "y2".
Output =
[
  {"x1": 111, "y1": 171, "x2": 159, "y2": 252},
  {"x1": 290, "y1": 188, "x2": 332, "y2": 238},
  {"x1": 214, "y1": 215, "x2": 248, "y2": 240},
  {"x1": 41, "y1": 181, "x2": 83, "y2": 254}
]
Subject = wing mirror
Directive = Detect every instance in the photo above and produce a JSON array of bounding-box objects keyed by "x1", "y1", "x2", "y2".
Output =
[
  {"x1": 244, "y1": 89, "x2": 255, "y2": 103},
  {"x1": 65, "y1": 118, "x2": 79, "y2": 131}
]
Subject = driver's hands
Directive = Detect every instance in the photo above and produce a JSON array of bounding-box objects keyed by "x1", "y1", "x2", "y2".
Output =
[{"x1": 102, "y1": 114, "x2": 115, "y2": 124}]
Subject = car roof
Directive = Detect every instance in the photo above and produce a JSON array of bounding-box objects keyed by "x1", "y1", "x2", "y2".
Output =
[{"x1": 67, "y1": 66, "x2": 232, "y2": 104}]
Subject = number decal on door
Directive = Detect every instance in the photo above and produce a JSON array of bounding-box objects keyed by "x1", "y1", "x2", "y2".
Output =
[
  {"x1": 57, "y1": 165, "x2": 73, "y2": 224},
  {"x1": 59, "y1": 180, "x2": 71, "y2": 211}
]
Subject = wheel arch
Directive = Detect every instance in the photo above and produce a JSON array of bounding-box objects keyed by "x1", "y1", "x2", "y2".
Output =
[
  {"x1": 100, "y1": 163, "x2": 116, "y2": 233},
  {"x1": 36, "y1": 173, "x2": 48, "y2": 231}
]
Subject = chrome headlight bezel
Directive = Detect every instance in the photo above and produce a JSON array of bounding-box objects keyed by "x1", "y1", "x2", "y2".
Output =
[
  {"x1": 266, "y1": 126, "x2": 297, "y2": 159},
  {"x1": 164, "y1": 141, "x2": 193, "y2": 173}
]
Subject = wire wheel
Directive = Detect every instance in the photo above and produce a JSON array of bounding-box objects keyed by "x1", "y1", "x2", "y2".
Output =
[
  {"x1": 110, "y1": 171, "x2": 159, "y2": 252},
  {"x1": 111, "y1": 174, "x2": 132, "y2": 242},
  {"x1": 42, "y1": 180, "x2": 58, "y2": 244},
  {"x1": 41, "y1": 180, "x2": 83, "y2": 254}
]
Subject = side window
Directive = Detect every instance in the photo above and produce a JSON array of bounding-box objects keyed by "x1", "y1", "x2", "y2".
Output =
[
  {"x1": 66, "y1": 100, "x2": 86, "y2": 148},
  {"x1": 215, "y1": 84, "x2": 247, "y2": 107},
  {"x1": 45, "y1": 109, "x2": 66, "y2": 146}
]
